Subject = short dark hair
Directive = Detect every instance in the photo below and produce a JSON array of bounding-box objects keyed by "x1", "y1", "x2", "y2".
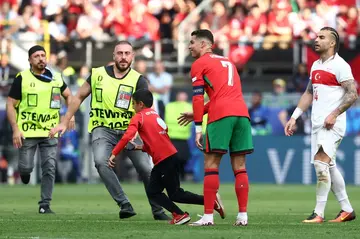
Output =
[
  {"x1": 133, "y1": 89, "x2": 153, "y2": 108},
  {"x1": 191, "y1": 29, "x2": 214, "y2": 45},
  {"x1": 320, "y1": 26, "x2": 340, "y2": 52},
  {"x1": 115, "y1": 40, "x2": 133, "y2": 48}
]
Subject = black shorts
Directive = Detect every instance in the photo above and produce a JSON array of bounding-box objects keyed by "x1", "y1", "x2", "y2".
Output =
[{"x1": 147, "y1": 153, "x2": 181, "y2": 196}]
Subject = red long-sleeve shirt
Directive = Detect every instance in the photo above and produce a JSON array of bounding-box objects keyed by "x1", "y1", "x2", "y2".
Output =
[
  {"x1": 112, "y1": 108, "x2": 177, "y2": 165},
  {"x1": 191, "y1": 53, "x2": 249, "y2": 125}
]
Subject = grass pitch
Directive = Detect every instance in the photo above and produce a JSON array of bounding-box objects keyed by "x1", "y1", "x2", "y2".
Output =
[{"x1": 0, "y1": 183, "x2": 359, "y2": 239}]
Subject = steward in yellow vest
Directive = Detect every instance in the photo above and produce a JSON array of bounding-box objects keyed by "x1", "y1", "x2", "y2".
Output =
[
  {"x1": 6, "y1": 45, "x2": 73, "y2": 213},
  {"x1": 50, "y1": 41, "x2": 168, "y2": 220}
]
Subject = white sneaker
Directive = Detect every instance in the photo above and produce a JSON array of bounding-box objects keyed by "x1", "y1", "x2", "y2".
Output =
[
  {"x1": 189, "y1": 215, "x2": 214, "y2": 226},
  {"x1": 233, "y1": 218, "x2": 248, "y2": 226}
]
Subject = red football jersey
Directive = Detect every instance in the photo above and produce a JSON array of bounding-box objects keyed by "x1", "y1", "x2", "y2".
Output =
[
  {"x1": 112, "y1": 108, "x2": 177, "y2": 165},
  {"x1": 191, "y1": 53, "x2": 249, "y2": 125}
]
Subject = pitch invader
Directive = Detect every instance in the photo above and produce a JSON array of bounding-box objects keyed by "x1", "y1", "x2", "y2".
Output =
[{"x1": 285, "y1": 27, "x2": 357, "y2": 223}]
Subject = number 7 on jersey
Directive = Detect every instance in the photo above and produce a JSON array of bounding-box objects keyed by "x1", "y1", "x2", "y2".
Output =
[{"x1": 221, "y1": 61, "x2": 234, "y2": 86}]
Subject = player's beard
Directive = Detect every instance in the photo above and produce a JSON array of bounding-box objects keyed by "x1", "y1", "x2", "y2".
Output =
[{"x1": 115, "y1": 60, "x2": 131, "y2": 72}]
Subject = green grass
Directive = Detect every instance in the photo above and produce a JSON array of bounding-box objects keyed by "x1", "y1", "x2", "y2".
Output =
[{"x1": 0, "y1": 183, "x2": 359, "y2": 239}]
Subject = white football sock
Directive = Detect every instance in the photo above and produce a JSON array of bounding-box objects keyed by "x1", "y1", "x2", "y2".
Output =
[
  {"x1": 329, "y1": 165, "x2": 353, "y2": 212},
  {"x1": 203, "y1": 213, "x2": 213, "y2": 222},
  {"x1": 237, "y1": 212, "x2": 248, "y2": 221},
  {"x1": 314, "y1": 160, "x2": 331, "y2": 218}
]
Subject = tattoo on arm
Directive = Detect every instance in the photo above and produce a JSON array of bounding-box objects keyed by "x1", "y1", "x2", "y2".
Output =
[
  {"x1": 334, "y1": 80, "x2": 358, "y2": 116},
  {"x1": 306, "y1": 80, "x2": 313, "y2": 94}
]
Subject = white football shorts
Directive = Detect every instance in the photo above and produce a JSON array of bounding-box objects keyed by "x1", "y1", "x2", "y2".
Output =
[{"x1": 311, "y1": 128, "x2": 343, "y2": 165}]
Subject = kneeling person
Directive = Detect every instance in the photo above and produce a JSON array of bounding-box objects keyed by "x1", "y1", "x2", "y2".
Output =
[{"x1": 108, "y1": 89, "x2": 225, "y2": 224}]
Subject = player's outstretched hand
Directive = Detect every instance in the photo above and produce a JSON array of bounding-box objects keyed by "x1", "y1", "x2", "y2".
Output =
[
  {"x1": 284, "y1": 118, "x2": 296, "y2": 136},
  {"x1": 49, "y1": 123, "x2": 68, "y2": 138},
  {"x1": 177, "y1": 112, "x2": 194, "y2": 126},
  {"x1": 324, "y1": 113, "x2": 336, "y2": 130},
  {"x1": 12, "y1": 128, "x2": 25, "y2": 148},
  {"x1": 108, "y1": 154, "x2": 116, "y2": 168},
  {"x1": 195, "y1": 132, "x2": 203, "y2": 150}
]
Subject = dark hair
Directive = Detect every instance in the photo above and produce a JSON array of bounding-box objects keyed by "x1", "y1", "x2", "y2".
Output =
[
  {"x1": 115, "y1": 40, "x2": 133, "y2": 48},
  {"x1": 191, "y1": 29, "x2": 214, "y2": 44},
  {"x1": 320, "y1": 26, "x2": 340, "y2": 52},
  {"x1": 28, "y1": 45, "x2": 45, "y2": 58},
  {"x1": 133, "y1": 89, "x2": 153, "y2": 108}
]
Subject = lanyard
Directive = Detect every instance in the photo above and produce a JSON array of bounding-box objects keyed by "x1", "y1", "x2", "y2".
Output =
[{"x1": 30, "y1": 68, "x2": 53, "y2": 81}]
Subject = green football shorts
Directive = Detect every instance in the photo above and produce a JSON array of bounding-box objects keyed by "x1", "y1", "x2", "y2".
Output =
[{"x1": 204, "y1": 116, "x2": 254, "y2": 155}]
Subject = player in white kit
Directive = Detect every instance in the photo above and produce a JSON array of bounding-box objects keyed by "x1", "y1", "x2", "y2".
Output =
[{"x1": 285, "y1": 27, "x2": 357, "y2": 223}]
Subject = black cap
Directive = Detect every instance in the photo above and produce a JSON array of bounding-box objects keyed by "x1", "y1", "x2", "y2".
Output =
[{"x1": 28, "y1": 45, "x2": 45, "y2": 58}]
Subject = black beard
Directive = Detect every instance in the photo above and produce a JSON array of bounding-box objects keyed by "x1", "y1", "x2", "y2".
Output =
[{"x1": 115, "y1": 61, "x2": 131, "y2": 72}]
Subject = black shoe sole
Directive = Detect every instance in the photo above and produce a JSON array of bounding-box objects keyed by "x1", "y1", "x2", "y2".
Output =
[
  {"x1": 119, "y1": 211, "x2": 137, "y2": 219},
  {"x1": 21, "y1": 174, "x2": 30, "y2": 184}
]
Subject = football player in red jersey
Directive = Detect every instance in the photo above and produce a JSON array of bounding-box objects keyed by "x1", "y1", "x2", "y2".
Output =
[
  {"x1": 108, "y1": 89, "x2": 225, "y2": 225},
  {"x1": 178, "y1": 29, "x2": 254, "y2": 226}
]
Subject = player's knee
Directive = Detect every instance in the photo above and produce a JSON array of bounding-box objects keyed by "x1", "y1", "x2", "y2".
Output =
[{"x1": 314, "y1": 160, "x2": 330, "y2": 183}]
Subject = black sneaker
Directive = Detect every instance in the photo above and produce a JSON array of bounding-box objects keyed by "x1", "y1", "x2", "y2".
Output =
[
  {"x1": 154, "y1": 212, "x2": 171, "y2": 221},
  {"x1": 39, "y1": 205, "x2": 55, "y2": 214},
  {"x1": 20, "y1": 174, "x2": 30, "y2": 184},
  {"x1": 119, "y1": 203, "x2": 136, "y2": 219}
]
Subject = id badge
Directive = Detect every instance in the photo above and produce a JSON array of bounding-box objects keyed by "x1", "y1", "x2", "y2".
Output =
[
  {"x1": 115, "y1": 85, "x2": 133, "y2": 110},
  {"x1": 50, "y1": 87, "x2": 61, "y2": 109}
]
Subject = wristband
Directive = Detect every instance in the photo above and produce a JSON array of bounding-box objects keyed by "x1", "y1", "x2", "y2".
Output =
[
  {"x1": 291, "y1": 107, "x2": 303, "y2": 120},
  {"x1": 195, "y1": 125, "x2": 203, "y2": 133}
]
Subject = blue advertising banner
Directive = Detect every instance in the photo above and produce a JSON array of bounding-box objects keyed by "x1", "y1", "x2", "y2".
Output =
[{"x1": 192, "y1": 136, "x2": 360, "y2": 185}]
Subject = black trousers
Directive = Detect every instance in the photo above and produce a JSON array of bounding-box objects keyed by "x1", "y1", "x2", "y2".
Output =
[
  {"x1": 146, "y1": 154, "x2": 204, "y2": 215},
  {"x1": 171, "y1": 139, "x2": 190, "y2": 180}
]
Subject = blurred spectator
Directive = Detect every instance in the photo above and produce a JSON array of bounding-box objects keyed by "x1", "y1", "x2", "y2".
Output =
[
  {"x1": 278, "y1": 105, "x2": 311, "y2": 135},
  {"x1": 172, "y1": 0, "x2": 198, "y2": 41},
  {"x1": 200, "y1": 0, "x2": 228, "y2": 42},
  {"x1": 0, "y1": 1, "x2": 18, "y2": 39},
  {"x1": 147, "y1": 60, "x2": 173, "y2": 105},
  {"x1": 58, "y1": 106, "x2": 81, "y2": 183},
  {"x1": 42, "y1": 0, "x2": 67, "y2": 18},
  {"x1": 13, "y1": 5, "x2": 43, "y2": 44},
  {"x1": 165, "y1": 91, "x2": 192, "y2": 180},
  {"x1": 134, "y1": 59, "x2": 148, "y2": 75},
  {"x1": 264, "y1": 78, "x2": 291, "y2": 107},
  {"x1": 248, "y1": 91, "x2": 272, "y2": 135},
  {"x1": 102, "y1": 0, "x2": 128, "y2": 40},
  {"x1": 226, "y1": 3, "x2": 246, "y2": 44},
  {"x1": 0, "y1": 54, "x2": 17, "y2": 96},
  {"x1": 73, "y1": 1, "x2": 105, "y2": 40},
  {"x1": 337, "y1": 6, "x2": 358, "y2": 49},
  {"x1": 239, "y1": 4, "x2": 267, "y2": 49},
  {"x1": 289, "y1": 63, "x2": 309, "y2": 93},
  {"x1": 49, "y1": 11, "x2": 68, "y2": 54},
  {"x1": 0, "y1": 117, "x2": 18, "y2": 184},
  {"x1": 264, "y1": 1, "x2": 292, "y2": 49},
  {"x1": 290, "y1": 7, "x2": 324, "y2": 41},
  {"x1": 315, "y1": 1, "x2": 338, "y2": 29}
]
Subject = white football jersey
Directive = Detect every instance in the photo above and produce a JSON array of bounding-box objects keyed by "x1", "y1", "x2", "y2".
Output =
[{"x1": 310, "y1": 53, "x2": 354, "y2": 136}]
